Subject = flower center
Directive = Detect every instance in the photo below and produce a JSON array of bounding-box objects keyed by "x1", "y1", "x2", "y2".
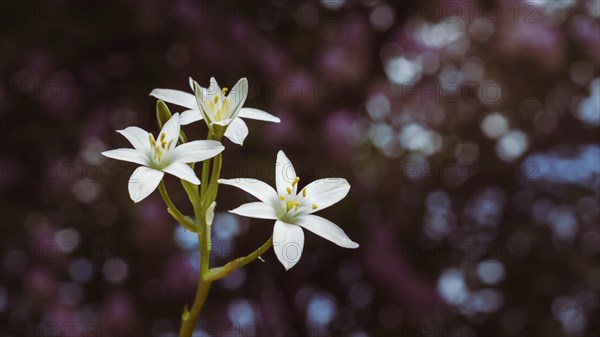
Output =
[
  {"x1": 277, "y1": 177, "x2": 318, "y2": 221},
  {"x1": 205, "y1": 87, "x2": 230, "y2": 121},
  {"x1": 148, "y1": 132, "x2": 174, "y2": 167}
]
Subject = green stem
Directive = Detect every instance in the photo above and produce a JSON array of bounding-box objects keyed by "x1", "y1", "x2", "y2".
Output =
[
  {"x1": 158, "y1": 181, "x2": 198, "y2": 232},
  {"x1": 178, "y1": 244, "x2": 212, "y2": 337},
  {"x1": 205, "y1": 236, "x2": 273, "y2": 282}
]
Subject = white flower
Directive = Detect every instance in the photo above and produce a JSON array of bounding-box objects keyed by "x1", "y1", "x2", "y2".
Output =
[
  {"x1": 220, "y1": 151, "x2": 359, "y2": 270},
  {"x1": 150, "y1": 77, "x2": 280, "y2": 145},
  {"x1": 102, "y1": 113, "x2": 224, "y2": 203}
]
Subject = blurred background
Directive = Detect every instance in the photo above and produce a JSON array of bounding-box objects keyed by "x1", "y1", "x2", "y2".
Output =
[{"x1": 1, "y1": 0, "x2": 599, "y2": 336}]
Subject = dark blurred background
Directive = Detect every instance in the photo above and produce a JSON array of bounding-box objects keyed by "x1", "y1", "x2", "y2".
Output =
[{"x1": 1, "y1": 0, "x2": 599, "y2": 336}]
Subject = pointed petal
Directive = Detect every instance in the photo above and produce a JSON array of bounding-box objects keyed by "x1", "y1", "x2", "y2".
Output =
[
  {"x1": 273, "y1": 220, "x2": 304, "y2": 270},
  {"x1": 194, "y1": 81, "x2": 213, "y2": 124},
  {"x1": 295, "y1": 215, "x2": 359, "y2": 249},
  {"x1": 128, "y1": 166, "x2": 164, "y2": 203},
  {"x1": 302, "y1": 178, "x2": 350, "y2": 213},
  {"x1": 188, "y1": 77, "x2": 196, "y2": 91},
  {"x1": 219, "y1": 178, "x2": 278, "y2": 204},
  {"x1": 275, "y1": 151, "x2": 297, "y2": 195},
  {"x1": 171, "y1": 140, "x2": 224, "y2": 163},
  {"x1": 209, "y1": 77, "x2": 221, "y2": 96},
  {"x1": 225, "y1": 77, "x2": 248, "y2": 120},
  {"x1": 229, "y1": 202, "x2": 278, "y2": 219},
  {"x1": 163, "y1": 162, "x2": 200, "y2": 185},
  {"x1": 150, "y1": 89, "x2": 197, "y2": 110},
  {"x1": 102, "y1": 148, "x2": 148, "y2": 166},
  {"x1": 223, "y1": 118, "x2": 249, "y2": 145},
  {"x1": 116, "y1": 127, "x2": 151, "y2": 153},
  {"x1": 180, "y1": 109, "x2": 203, "y2": 125},
  {"x1": 237, "y1": 108, "x2": 280, "y2": 123},
  {"x1": 160, "y1": 113, "x2": 180, "y2": 142}
]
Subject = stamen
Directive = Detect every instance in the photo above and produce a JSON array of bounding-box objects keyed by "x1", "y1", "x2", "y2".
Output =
[
  {"x1": 291, "y1": 177, "x2": 300, "y2": 187},
  {"x1": 302, "y1": 188, "x2": 307, "y2": 197},
  {"x1": 160, "y1": 133, "x2": 166, "y2": 141},
  {"x1": 279, "y1": 195, "x2": 285, "y2": 201},
  {"x1": 167, "y1": 139, "x2": 174, "y2": 149},
  {"x1": 312, "y1": 204, "x2": 318, "y2": 210},
  {"x1": 148, "y1": 134, "x2": 156, "y2": 147},
  {"x1": 222, "y1": 87, "x2": 228, "y2": 96},
  {"x1": 286, "y1": 187, "x2": 291, "y2": 195},
  {"x1": 285, "y1": 201, "x2": 296, "y2": 212},
  {"x1": 214, "y1": 95, "x2": 219, "y2": 103}
]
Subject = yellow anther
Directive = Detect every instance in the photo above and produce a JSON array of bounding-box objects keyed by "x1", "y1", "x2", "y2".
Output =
[
  {"x1": 294, "y1": 201, "x2": 300, "y2": 207},
  {"x1": 160, "y1": 133, "x2": 166, "y2": 141},
  {"x1": 302, "y1": 188, "x2": 307, "y2": 197},
  {"x1": 291, "y1": 177, "x2": 300, "y2": 187},
  {"x1": 167, "y1": 139, "x2": 174, "y2": 149},
  {"x1": 285, "y1": 201, "x2": 296, "y2": 212},
  {"x1": 312, "y1": 204, "x2": 318, "y2": 210},
  {"x1": 286, "y1": 187, "x2": 291, "y2": 194},
  {"x1": 214, "y1": 95, "x2": 219, "y2": 103},
  {"x1": 279, "y1": 195, "x2": 285, "y2": 201},
  {"x1": 161, "y1": 140, "x2": 167, "y2": 148},
  {"x1": 148, "y1": 134, "x2": 157, "y2": 147},
  {"x1": 222, "y1": 87, "x2": 228, "y2": 96}
]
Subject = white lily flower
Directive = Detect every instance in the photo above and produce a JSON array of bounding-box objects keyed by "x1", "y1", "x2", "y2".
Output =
[
  {"x1": 220, "y1": 151, "x2": 359, "y2": 270},
  {"x1": 102, "y1": 113, "x2": 225, "y2": 203},
  {"x1": 150, "y1": 77, "x2": 280, "y2": 145}
]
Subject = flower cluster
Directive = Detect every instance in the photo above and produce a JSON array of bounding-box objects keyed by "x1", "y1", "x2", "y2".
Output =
[{"x1": 103, "y1": 77, "x2": 358, "y2": 275}]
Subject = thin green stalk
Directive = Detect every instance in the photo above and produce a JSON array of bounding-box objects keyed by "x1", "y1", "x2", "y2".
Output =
[
  {"x1": 158, "y1": 181, "x2": 198, "y2": 232},
  {"x1": 205, "y1": 236, "x2": 273, "y2": 282}
]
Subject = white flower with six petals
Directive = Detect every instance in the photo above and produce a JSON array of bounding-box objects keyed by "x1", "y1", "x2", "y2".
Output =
[
  {"x1": 102, "y1": 113, "x2": 224, "y2": 203},
  {"x1": 220, "y1": 151, "x2": 359, "y2": 270},
  {"x1": 150, "y1": 77, "x2": 280, "y2": 145}
]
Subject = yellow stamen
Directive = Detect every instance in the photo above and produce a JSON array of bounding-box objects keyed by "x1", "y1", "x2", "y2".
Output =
[
  {"x1": 302, "y1": 188, "x2": 307, "y2": 197},
  {"x1": 312, "y1": 204, "x2": 318, "y2": 210},
  {"x1": 286, "y1": 187, "x2": 291, "y2": 194},
  {"x1": 167, "y1": 139, "x2": 174, "y2": 149},
  {"x1": 222, "y1": 87, "x2": 228, "y2": 96},
  {"x1": 214, "y1": 95, "x2": 219, "y2": 103},
  {"x1": 294, "y1": 201, "x2": 300, "y2": 207},
  {"x1": 285, "y1": 201, "x2": 296, "y2": 212},
  {"x1": 148, "y1": 134, "x2": 156, "y2": 147},
  {"x1": 279, "y1": 195, "x2": 285, "y2": 201},
  {"x1": 160, "y1": 133, "x2": 166, "y2": 141},
  {"x1": 291, "y1": 177, "x2": 300, "y2": 187}
]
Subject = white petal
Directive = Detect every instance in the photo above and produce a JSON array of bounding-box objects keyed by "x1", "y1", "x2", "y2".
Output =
[
  {"x1": 188, "y1": 77, "x2": 196, "y2": 91},
  {"x1": 229, "y1": 202, "x2": 278, "y2": 220},
  {"x1": 171, "y1": 140, "x2": 224, "y2": 163},
  {"x1": 117, "y1": 127, "x2": 151, "y2": 153},
  {"x1": 273, "y1": 220, "x2": 304, "y2": 270},
  {"x1": 223, "y1": 118, "x2": 249, "y2": 145},
  {"x1": 225, "y1": 77, "x2": 248, "y2": 120},
  {"x1": 237, "y1": 108, "x2": 280, "y2": 123},
  {"x1": 180, "y1": 109, "x2": 203, "y2": 125},
  {"x1": 160, "y1": 113, "x2": 180, "y2": 142},
  {"x1": 295, "y1": 215, "x2": 359, "y2": 249},
  {"x1": 102, "y1": 148, "x2": 148, "y2": 166},
  {"x1": 208, "y1": 77, "x2": 221, "y2": 97},
  {"x1": 275, "y1": 151, "x2": 297, "y2": 195},
  {"x1": 163, "y1": 162, "x2": 200, "y2": 185},
  {"x1": 219, "y1": 178, "x2": 278, "y2": 204},
  {"x1": 194, "y1": 81, "x2": 213, "y2": 124},
  {"x1": 302, "y1": 178, "x2": 350, "y2": 213},
  {"x1": 128, "y1": 166, "x2": 164, "y2": 203},
  {"x1": 150, "y1": 89, "x2": 197, "y2": 110}
]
